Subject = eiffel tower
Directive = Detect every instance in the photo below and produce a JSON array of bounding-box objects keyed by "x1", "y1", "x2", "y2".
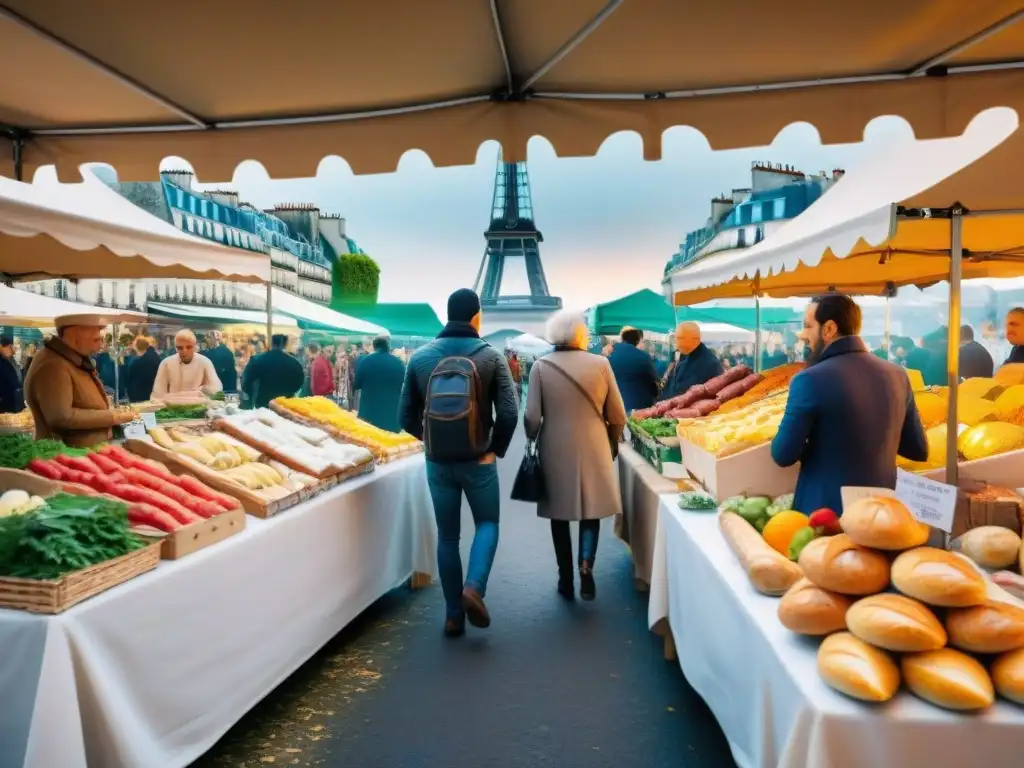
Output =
[{"x1": 472, "y1": 152, "x2": 562, "y2": 337}]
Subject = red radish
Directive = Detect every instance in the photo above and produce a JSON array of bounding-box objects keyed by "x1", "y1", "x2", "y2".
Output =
[
  {"x1": 89, "y1": 452, "x2": 123, "y2": 475},
  {"x1": 54, "y1": 454, "x2": 103, "y2": 475},
  {"x1": 808, "y1": 508, "x2": 841, "y2": 536},
  {"x1": 176, "y1": 475, "x2": 240, "y2": 510},
  {"x1": 127, "y1": 503, "x2": 182, "y2": 533},
  {"x1": 153, "y1": 480, "x2": 222, "y2": 518},
  {"x1": 27, "y1": 458, "x2": 63, "y2": 480},
  {"x1": 111, "y1": 484, "x2": 202, "y2": 525}
]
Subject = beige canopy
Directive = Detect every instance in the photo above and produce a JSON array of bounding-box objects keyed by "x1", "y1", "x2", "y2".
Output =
[{"x1": 3, "y1": 1, "x2": 1024, "y2": 181}]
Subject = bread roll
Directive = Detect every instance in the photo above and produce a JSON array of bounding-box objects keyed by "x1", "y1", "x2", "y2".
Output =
[
  {"x1": 718, "y1": 512, "x2": 802, "y2": 596},
  {"x1": 841, "y1": 496, "x2": 930, "y2": 550},
  {"x1": 798, "y1": 534, "x2": 890, "y2": 595},
  {"x1": 817, "y1": 631, "x2": 900, "y2": 702},
  {"x1": 946, "y1": 599, "x2": 1024, "y2": 653},
  {"x1": 901, "y1": 648, "x2": 995, "y2": 711},
  {"x1": 778, "y1": 578, "x2": 853, "y2": 636},
  {"x1": 846, "y1": 593, "x2": 947, "y2": 652},
  {"x1": 958, "y1": 526, "x2": 1022, "y2": 570},
  {"x1": 890, "y1": 547, "x2": 987, "y2": 607},
  {"x1": 991, "y1": 646, "x2": 1024, "y2": 705}
]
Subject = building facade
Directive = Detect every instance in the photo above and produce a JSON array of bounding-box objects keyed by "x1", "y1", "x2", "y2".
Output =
[
  {"x1": 21, "y1": 170, "x2": 364, "y2": 312},
  {"x1": 663, "y1": 162, "x2": 845, "y2": 278}
]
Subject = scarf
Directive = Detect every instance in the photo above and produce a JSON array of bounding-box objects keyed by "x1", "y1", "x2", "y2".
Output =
[{"x1": 437, "y1": 321, "x2": 480, "y2": 340}]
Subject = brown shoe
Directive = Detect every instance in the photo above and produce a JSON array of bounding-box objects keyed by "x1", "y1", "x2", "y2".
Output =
[
  {"x1": 461, "y1": 587, "x2": 491, "y2": 628},
  {"x1": 444, "y1": 616, "x2": 465, "y2": 638}
]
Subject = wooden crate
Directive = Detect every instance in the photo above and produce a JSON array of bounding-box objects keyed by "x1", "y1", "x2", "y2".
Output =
[
  {"x1": 268, "y1": 402, "x2": 422, "y2": 463},
  {"x1": 136, "y1": 506, "x2": 248, "y2": 559},
  {"x1": 0, "y1": 467, "x2": 60, "y2": 496},
  {"x1": 0, "y1": 542, "x2": 161, "y2": 614}
]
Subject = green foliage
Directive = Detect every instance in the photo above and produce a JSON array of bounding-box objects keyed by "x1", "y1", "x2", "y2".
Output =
[{"x1": 332, "y1": 253, "x2": 380, "y2": 304}]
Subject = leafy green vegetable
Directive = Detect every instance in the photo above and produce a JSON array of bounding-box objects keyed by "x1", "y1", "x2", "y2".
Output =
[
  {"x1": 633, "y1": 418, "x2": 678, "y2": 438},
  {"x1": 155, "y1": 404, "x2": 207, "y2": 422},
  {"x1": 0, "y1": 433, "x2": 91, "y2": 470},
  {"x1": 679, "y1": 491, "x2": 717, "y2": 510},
  {"x1": 0, "y1": 493, "x2": 145, "y2": 580}
]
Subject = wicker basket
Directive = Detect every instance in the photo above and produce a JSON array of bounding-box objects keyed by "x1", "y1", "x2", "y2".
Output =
[{"x1": 0, "y1": 542, "x2": 161, "y2": 615}]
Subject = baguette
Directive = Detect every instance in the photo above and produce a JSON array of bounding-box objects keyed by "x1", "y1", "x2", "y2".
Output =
[{"x1": 719, "y1": 511, "x2": 803, "y2": 596}]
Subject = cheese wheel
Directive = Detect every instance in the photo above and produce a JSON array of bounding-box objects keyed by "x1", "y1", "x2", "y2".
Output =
[
  {"x1": 946, "y1": 599, "x2": 1024, "y2": 653},
  {"x1": 798, "y1": 534, "x2": 890, "y2": 595},
  {"x1": 718, "y1": 512, "x2": 802, "y2": 596},
  {"x1": 841, "y1": 496, "x2": 930, "y2": 551},
  {"x1": 817, "y1": 632, "x2": 900, "y2": 702},
  {"x1": 778, "y1": 578, "x2": 853, "y2": 636},
  {"x1": 991, "y1": 646, "x2": 1024, "y2": 705},
  {"x1": 846, "y1": 593, "x2": 947, "y2": 652},
  {"x1": 891, "y1": 547, "x2": 987, "y2": 607},
  {"x1": 901, "y1": 648, "x2": 995, "y2": 711}
]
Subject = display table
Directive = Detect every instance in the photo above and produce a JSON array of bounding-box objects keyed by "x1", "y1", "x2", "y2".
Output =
[
  {"x1": 648, "y1": 495, "x2": 1024, "y2": 768},
  {"x1": 0, "y1": 455, "x2": 436, "y2": 768},
  {"x1": 615, "y1": 443, "x2": 677, "y2": 588}
]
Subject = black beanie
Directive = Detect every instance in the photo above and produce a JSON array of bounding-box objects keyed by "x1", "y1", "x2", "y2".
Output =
[{"x1": 447, "y1": 288, "x2": 481, "y2": 323}]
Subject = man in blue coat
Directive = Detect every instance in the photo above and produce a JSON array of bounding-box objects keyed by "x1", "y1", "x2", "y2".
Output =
[
  {"x1": 659, "y1": 322, "x2": 724, "y2": 401},
  {"x1": 353, "y1": 334, "x2": 406, "y2": 433},
  {"x1": 771, "y1": 294, "x2": 928, "y2": 515},
  {"x1": 608, "y1": 327, "x2": 659, "y2": 413}
]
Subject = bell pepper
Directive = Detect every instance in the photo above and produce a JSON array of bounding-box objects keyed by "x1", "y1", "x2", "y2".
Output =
[
  {"x1": 808, "y1": 508, "x2": 841, "y2": 536},
  {"x1": 788, "y1": 526, "x2": 817, "y2": 561}
]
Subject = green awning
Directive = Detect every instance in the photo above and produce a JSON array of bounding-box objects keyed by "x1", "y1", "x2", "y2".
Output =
[
  {"x1": 588, "y1": 289, "x2": 676, "y2": 335},
  {"x1": 330, "y1": 301, "x2": 443, "y2": 338},
  {"x1": 676, "y1": 305, "x2": 800, "y2": 331}
]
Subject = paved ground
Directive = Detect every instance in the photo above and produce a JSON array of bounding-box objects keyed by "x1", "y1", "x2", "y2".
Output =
[{"x1": 194, "y1": 429, "x2": 736, "y2": 768}]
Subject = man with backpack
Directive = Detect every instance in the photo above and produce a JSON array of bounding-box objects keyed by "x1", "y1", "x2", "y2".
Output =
[{"x1": 399, "y1": 288, "x2": 519, "y2": 637}]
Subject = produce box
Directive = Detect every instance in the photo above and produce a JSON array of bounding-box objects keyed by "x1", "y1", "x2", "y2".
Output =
[
  {"x1": 0, "y1": 467, "x2": 59, "y2": 497},
  {"x1": 270, "y1": 400, "x2": 421, "y2": 463},
  {"x1": 923, "y1": 449, "x2": 1024, "y2": 537},
  {"x1": 144, "y1": 506, "x2": 247, "y2": 560},
  {"x1": 680, "y1": 438, "x2": 798, "y2": 500},
  {"x1": 629, "y1": 429, "x2": 682, "y2": 474}
]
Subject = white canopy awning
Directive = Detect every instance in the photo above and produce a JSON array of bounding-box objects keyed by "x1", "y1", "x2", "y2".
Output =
[
  {"x1": 241, "y1": 286, "x2": 387, "y2": 336},
  {"x1": 146, "y1": 301, "x2": 297, "y2": 328},
  {"x1": 0, "y1": 166, "x2": 270, "y2": 283},
  {"x1": 0, "y1": 283, "x2": 147, "y2": 328},
  {"x1": 698, "y1": 322, "x2": 755, "y2": 344},
  {"x1": 668, "y1": 107, "x2": 1022, "y2": 303}
]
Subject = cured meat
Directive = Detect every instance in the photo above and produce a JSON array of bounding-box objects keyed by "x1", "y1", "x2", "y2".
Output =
[
  {"x1": 666, "y1": 407, "x2": 701, "y2": 419},
  {"x1": 692, "y1": 399, "x2": 721, "y2": 416},
  {"x1": 715, "y1": 372, "x2": 765, "y2": 403},
  {"x1": 703, "y1": 365, "x2": 751, "y2": 396}
]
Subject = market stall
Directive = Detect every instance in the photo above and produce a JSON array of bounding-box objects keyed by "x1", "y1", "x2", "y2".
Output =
[
  {"x1": 0, "y1": 284, "x2": 147, "y2": 327},
  {"x1": 0, "y1": 392, "x2": 432, "y2": 768},
  {"x1": 615, "y1": 443, "x2": 678, "y2": 588},
  {"x1": 647, "y1": 495, "x2": 1024, "y2": 768}
]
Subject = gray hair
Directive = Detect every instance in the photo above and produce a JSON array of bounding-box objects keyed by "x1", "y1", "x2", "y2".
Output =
[{"x1": 545, "y1": 310, "x2": 588, "y2": 348}]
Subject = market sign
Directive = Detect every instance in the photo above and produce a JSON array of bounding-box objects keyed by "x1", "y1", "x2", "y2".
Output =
[{"x1": 841, "y1": 475, "x2": 957, "y2": 534}]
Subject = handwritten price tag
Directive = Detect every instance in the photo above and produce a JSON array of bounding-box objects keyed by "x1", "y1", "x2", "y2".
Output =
[
  {"x1": 121, "y1": 419, "x2": 147, "y2": 439},
  {"x1": 895, "y1": 468, "x2": 957, "y2": 533},
  {"x1": 140, "y1": 412, "x2": 157, "y2": 429}
]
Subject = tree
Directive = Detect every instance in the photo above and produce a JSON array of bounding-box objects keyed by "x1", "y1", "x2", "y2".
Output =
[{"x1": 332, "y1": 253, "x2": 380, "y2": 304}]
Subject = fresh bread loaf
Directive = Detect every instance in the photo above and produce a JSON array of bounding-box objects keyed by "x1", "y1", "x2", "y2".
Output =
[
  {"x1": 946, "y1": 598, "x2": 1024, "y2": 653},
  {"x1": 719, "y1": 512, "x2": 802, "y2": 596},
  {"x1": 901, "y1": 648, "x2": 995, "y2": 711},
  {"x1": 816, "y1": 631, "x2": 900, "y2": 702},
  {"x1": 778, "y1": 578, "x2": 852, "y2": 636},
  {"x1": 958, "y1": 526, "x2": 1022, "y2": 570},
  {"x1": 841, "y1": 496, "x2": 930, "y2": 550},
  {"x1": 890, "y1": 547, "x2": 988, "y2": 607},
  {"x1": 991, "y1": 646, "x2": 1024, "y2": 705},
  {"x1": 846, "y1": 593, "x2": 947, "y2": 652},
  {"x1": 798, "y1": 534, "x2": 890, "y2": 595}
]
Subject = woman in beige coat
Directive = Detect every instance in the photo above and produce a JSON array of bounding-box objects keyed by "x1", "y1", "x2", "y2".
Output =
[{"x1": 524, "y1": 311, "x2": 627, "y2": 601}]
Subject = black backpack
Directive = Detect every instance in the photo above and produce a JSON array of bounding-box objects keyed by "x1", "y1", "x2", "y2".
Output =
[{"x1": 423, "y1": 342, "x2": 488, "y2": 462}]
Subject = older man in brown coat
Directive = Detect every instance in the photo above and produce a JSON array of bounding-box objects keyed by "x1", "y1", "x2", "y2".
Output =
[{"x1": 25, "y1": 315, "x2": 136, "y2": 448}]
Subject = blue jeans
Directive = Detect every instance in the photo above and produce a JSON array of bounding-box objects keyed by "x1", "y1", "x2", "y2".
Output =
[{"x1": 426, "y1": 460, "x2": 501, "y2": 619}]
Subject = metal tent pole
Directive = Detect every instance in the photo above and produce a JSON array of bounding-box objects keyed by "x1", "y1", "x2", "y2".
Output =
[
  {"x1": 883, "y1": 282, "x2": 895, "y2": 360},
  {"x1": 943, "y1": 206, "x2": 965, "y2": 548},
  {"x1": 112, "y1": 322, "x2": 121, "y2": 406},
  {"x1": 265, "y1": 282, "x2": 273, "y2": 347},
  {"x1": 753, "y1": 295, "x2": 762, "y2": 373}
]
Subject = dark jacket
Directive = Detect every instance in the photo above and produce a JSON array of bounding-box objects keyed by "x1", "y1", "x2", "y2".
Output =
[
  {"x1": 659, "y1": 342, "x2": 724, "y2": 401},
  {"x1": 959, "y1": 340, "x2": 994, "y2": 379},
  {"x1": 771, "y1": 336, "x2": 928, "y2": 516},
  {"x1": 241, "y1": 348, "x2": 304, "y2": 409},
  {"x1": 1005, "y1": 345, "x2": 1024, "y2": 366},
  {"x1": 125, "y1": 348, "x2": 161, "y2": 403},
  {"x1": 0, "y1": 356, "x2": 24, "y2": 414},
  {"x1": 399, "y1": 322, "x2": 519, "y2": 459},
  {"x1": 203, "y1": 344, "x2": 238, "y2": 394},
  {"x1": 353, "y1": 350, "x2": 407, "y2": 433},
  {"x1": 608, "y1": 342, "x2": 659, "y2": 413}
]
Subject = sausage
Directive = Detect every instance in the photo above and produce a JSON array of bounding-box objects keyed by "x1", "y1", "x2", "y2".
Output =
[
  {"x1": 667, "y1": 384, "x2": 707, "y2": 410},
  {"x1": 715, "y1": 380, "x2": 748, "y2": 404},
  {"x1": 702, "y1": 366, "x2": 751, "y2": 396},
  {"x1": 667, "y1": 407, "x2": 701, "y2": 419},
  {"x1": 719, "y1": 512, "x2": 803, "y2": 596},
  {"x1": 738, "y1": 373, "x2": 765, "y2": 392},
  {"x1": 693, "y1": 399, "x2": 721, "y2": 416}
]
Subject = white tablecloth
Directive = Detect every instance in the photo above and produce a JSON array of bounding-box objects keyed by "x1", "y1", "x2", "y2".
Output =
[
  {"x1": 648, "y1": 494, "x2": 1024, "y2": 768},
  {"x1": 0, "y1": 456, "x2": 436, "y2": 768},
  {"x1": 616, "y1": 445, "x2": 676, "y2": 585}
]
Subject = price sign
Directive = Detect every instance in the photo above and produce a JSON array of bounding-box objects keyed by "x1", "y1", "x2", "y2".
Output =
[
  {"x1": 121, "y1": 419, "x2": 147, "y2": 439},
  {"x1": 895, "y1": 468, "x2": 957, "y2": 533},
  {"x1": 140, "y1": 412, "x2": 157, "y2": 429}
]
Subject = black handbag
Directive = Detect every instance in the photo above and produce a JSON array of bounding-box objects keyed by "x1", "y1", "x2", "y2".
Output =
[{"x1": 510, "y1": 439, "x2": 546, "y2": 503}]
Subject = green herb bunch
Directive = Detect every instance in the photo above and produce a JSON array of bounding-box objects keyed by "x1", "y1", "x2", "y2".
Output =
[
  {"x1": 155, "y1": 404, "x2": 208, "y2": 422},
  {"x1": 0, "y1": 434, "x2": 91, "y2": 469},
  {"x1": 0, "y1": 494, "x2": 145, "y2": 580}
]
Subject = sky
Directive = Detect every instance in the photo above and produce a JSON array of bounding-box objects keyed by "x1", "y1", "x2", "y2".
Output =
[{"x1": 173, "y1": 116, "x2": 921, "y2": 316}]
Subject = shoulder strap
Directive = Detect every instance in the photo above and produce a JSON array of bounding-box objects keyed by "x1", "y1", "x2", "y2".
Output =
[{"x1": 541, "y1": 359, "x2": 605, "y2": 425}]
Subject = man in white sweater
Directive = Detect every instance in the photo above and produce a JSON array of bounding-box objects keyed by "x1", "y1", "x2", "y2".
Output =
[{"x1": 151, "y1": 329, "x2": 222, "y2": 399}]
